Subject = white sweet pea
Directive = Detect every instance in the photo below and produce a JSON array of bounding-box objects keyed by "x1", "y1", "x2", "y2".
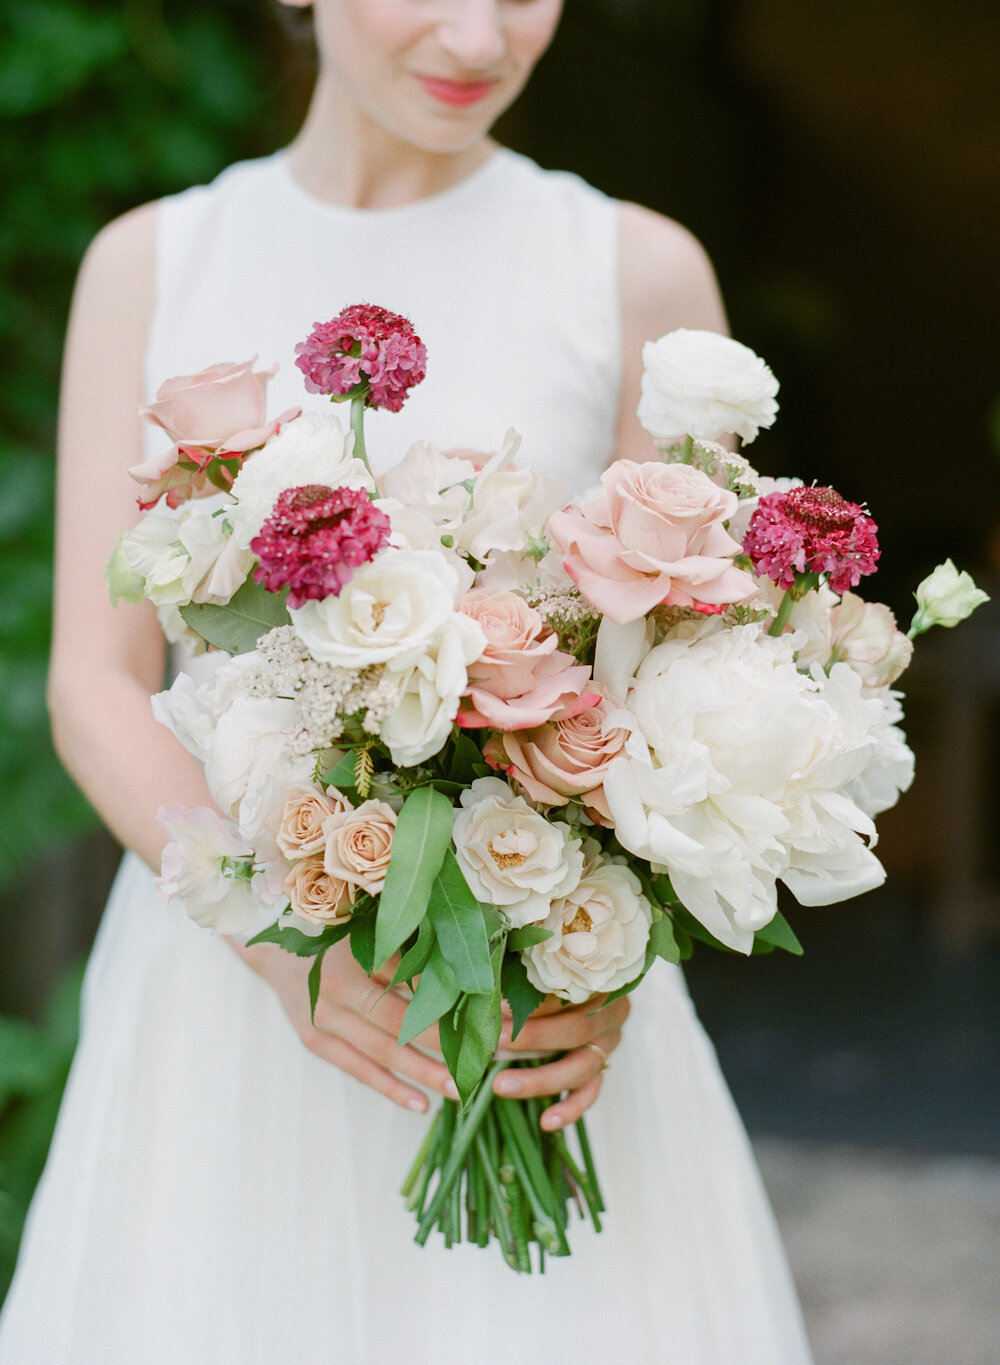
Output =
[
  {"x1": 379, "y1": 441, "x2": 476, "y2": 531},
  {"x1": 152, "y1": 651, "x2": 262, "y2": 762},
  {"x1": 523, "y1": 860, "x2": 652, "y2": 1004},
  {"x1": 379, "y1": 613, "x2": 486, "y2": 766},
  {"x1": 453, "y1": 777, "x2": 584, "y2": 927},
  {"x1": 289, "y1": 547, "x2": 468, "y2": 670},
  {"x1": 638, "y1": 329, "x2": 779, "y2": 445},
  {"x1": 909, "y1": 559, "x2": 989, "y2": 635},
  {"x1": 116, "y1": 501, "x2": 253, "y2": 609},
  {"x1": 456, "y1": 430, "x2": 568, "y2": 564},
  {"x1": 204, "y1": 696, "x2": 315, "y2": 845},
  {"x1": 226, "y1": 411, "x2": 374, "y2": 549},
  {"x1": 156, "y1": 804, "x2": 269, "y2": 937}
]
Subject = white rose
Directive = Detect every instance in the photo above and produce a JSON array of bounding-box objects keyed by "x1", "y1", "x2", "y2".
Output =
[
  {"x1": 379, "y1": 612, "x2": 486, "y2": 766},
  {"x1": 204, "y1": 696, "x2": 315, "y2": 844},
  {"x1": 156, "y1": 803, "x2": 269, "y2": 937},
  {"x1": 289, "y1": 547, "x2": 468, "y2": 670},
  {"x1": 638, "y1": 328, "x2": 779, "y2": 445},
  {"x1": 226, "y1": 411, "x2": 374, "y2": 549},
  {"x1": 910, "y1": 559, "x2": 989, "y2": 635},
  {"x1": 453, "y1": 776, "x2": 584, "y2": 927},
  {"x1": 522, "y1": 860, "x2": 652, "y2": 1004}
]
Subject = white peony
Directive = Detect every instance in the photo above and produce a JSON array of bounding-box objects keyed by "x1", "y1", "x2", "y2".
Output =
[
  {"x1": 453, "y1": 777, "x2": 584, "y2": 927},
  {"x1": 156, "y1": 804, "x2": 270, "y2": 937},
  {"x1": 603, "y1": 621, "x2": 894, "y2": 952},
  {"x1": 841, "y1": 687, "x2": 914, "y2": 819},
  {"x1": 204, "y1": 696, "x2": 315, "y2": 845},
  {"x1": 225, "y1": 411, "x2": 374, "y2": 549},
  {"x1": 151, "y1": 651, "x2": 262, "y2": 763},
  {"x1": 289, "y1": 546, "x2": 471, "y2": 670},
  {"x1": 638, "y1": 329, "x2": 779, "y2": 445},
  {"x1": 379, "y1": 613, "x2": 486, "y2": 766},
  {"x1": 522, "y1": 860, "x2": 652, "y2": 1004}
]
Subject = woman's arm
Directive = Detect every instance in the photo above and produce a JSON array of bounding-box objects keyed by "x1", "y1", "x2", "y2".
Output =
[
  {"x1": 49, "y1": 209, "x2": 622, "y2": 1122},
  {"x1": 614, "y1": 202, "x2": 730, "y2": 462}
]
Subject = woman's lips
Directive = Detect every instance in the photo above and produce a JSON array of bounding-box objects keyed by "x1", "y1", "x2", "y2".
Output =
[{"x1": 416, "y1": 75, "x2": 498, "y2": 108}]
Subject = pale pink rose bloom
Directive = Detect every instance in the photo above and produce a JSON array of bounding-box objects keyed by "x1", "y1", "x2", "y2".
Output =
[
  {"x1": 131, "y1": 358, "x2": 300, "y2": 508},
  {"x1": 547, "y1": 460, "x2": 755, "y2": 625},
  {"x1": 276, "y1": 784, "x2": 352, "y2": 859},
  {"x1": 484, "y1": 694, "x2": 628, "y2": 822},
  {"x1": 455, "y1": 589, "x2": 598, "y2": 732},
  {"x1": 322, "y1": 799, "x2": 397, "y2": 894},
  {"x1": 284, "y1": 855, "x2": 354, "y2": 926},
  {"x1": 829, "y1": 592, "x2": 913, "y2": 692}
]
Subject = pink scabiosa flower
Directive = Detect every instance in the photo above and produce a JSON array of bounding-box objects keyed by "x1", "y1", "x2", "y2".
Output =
[
  {"x1": 250, "y1": 484, "x2": 392, "y2": 608},
  {"x1": 743, "y1": 485, "x2": 880, "y2": 595},
  {"x1": 294, "y1": 304, "x2": 427, "y2": 413}
]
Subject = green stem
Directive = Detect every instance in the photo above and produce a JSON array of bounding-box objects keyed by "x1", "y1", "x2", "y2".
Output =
[
  {"x1": 349, "y1": 389, "x2": 372, "y2": 476},
  {"x1": 400, "y1": 1115, "x2": 437, "y2": 1201},
  {"x1": 495, "y1": 1099, "x2": 568, "y2": 1255},
  {"x1": 768, "y1": 588, "x2": 796, "y2": 637},
  {"x1": 574, "y1": 1114, "x2": 605, "y2": 1214}
]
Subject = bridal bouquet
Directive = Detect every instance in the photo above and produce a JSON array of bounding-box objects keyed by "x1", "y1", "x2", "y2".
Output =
[{"x1": 109, "y1": 306, "x2": 987, "y2": 1271}]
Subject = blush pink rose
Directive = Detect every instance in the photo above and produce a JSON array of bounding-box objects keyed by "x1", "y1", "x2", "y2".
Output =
[
  {"x1": 131, "y1": 359, "x2": 299, "y2": 509},
  {"x1": 483, "y1": 694, "x2": 628, "y2": 822},
  {"x1": 284, "y1": 855, "x2": 354, "y2": 927},
  {"x1": 455, "y1": 589, "x2": 598, "y2": 732},
  {"x1": 322, "y1": 800, "x2": 397, "y2": 894},
  {"x1": 276, "y1": 784, "x2": 351, "y2": 859},
  {"x1": 546, "y1": 460, "x2": 755, "y2": 624}
]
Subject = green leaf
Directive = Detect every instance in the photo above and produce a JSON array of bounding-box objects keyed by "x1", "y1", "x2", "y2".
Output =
[
  {"x1": 427, "y1": 849, "x2": 493, "y2": 993},
  {"x1": 323, "y1": 751, "x2": 359, "y2": 793},
  {"x1": 648, "y1": 915, "x2": 682, "y2": 964},
  {"x1": 388, "y1": 916, "x2": 436, "y2": 989},
  {"x1": 447, "y1": 732, "x2": 483, "y2": 785},
  {"x1": 373, "y1": 786, "x2": 454, "y2": 970},
  {"x1": 179, "y1": 577, "x2": 290, "y2": 654},
  {"x1": 307, "y1": 949, "x2": 326, "y2": 1024},
  {"x1": 349, "y1": 910, "x2": 376, "y2": 975},
  {"x1": 245, "y1": 920, "x2": 349, "y2": 957},
  {"x1": 500, "y1": 953, "x2": 544, "y2": 1041},
  {"x1": 507, "y1": 925, "x2": 553, "y2": 951},
  {"x1": 753, "y1": 910, "x2": 804, "y2": 955},
  {"x1": 397, "y1": 945, "x2": 461, "y2": 1047},
  {"x1": 439, "y1": 963, "x2": 503, "y2": 1110}
]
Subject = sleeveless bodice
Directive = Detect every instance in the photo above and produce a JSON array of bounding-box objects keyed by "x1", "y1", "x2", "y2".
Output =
[{"x1": 146, "y1": 148, "x2": 621, "y2": 493}]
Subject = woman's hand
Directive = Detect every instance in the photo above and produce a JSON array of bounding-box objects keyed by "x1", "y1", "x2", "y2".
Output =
[
  {"x1": 489, "y1": 994, "x2": 630, "y2": 1130},
  {"x1": 230, "y1": 936, "x2": 453, "y2": 1114}
]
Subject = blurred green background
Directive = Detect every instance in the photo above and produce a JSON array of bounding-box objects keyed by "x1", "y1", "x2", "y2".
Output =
[{"x1": 1, "y1": 0, "x2": 999, "y2": 1305}]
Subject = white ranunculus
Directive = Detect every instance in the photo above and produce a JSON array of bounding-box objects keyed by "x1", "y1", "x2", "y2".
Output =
[
  {"x1": 638, "y1": 329, "x2": 779, "y2": 445},
  {"x1": 910, "y1": 559, "x2": 990, "y2": 635},
  {"x1": 289, "y1": 546, "x2": 468, "y2": 670},
  {"x1": 204, "y1": 696, "x2": 315, "y2": 845},
  {"x1": 379, "y1": 613, "x2": 486, "y2": 766},
  {"x1": 225, "y1": 412, "x2": 374, "y2": 549},
  {"x1": 603, "y1": 621, "x2": 893, "y2": 951},
  {"x1": 456, "y1": 430, "x2": 568, "y2": 564},
  {"x1": 453, "y1": 777, "x2": 584, "y2": 927},
  {"x1": 522, "y1": 860, "x2": 652, "y2": 1004},
  {"x1": 156, "y1": 803, "x2": 269, "y2": 937}
]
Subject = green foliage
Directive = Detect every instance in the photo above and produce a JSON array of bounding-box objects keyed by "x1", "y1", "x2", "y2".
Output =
[
  {"x1": 0, "y1": 963, "x2": 82, "y2": 1305},
  {"x1": 426, "y1": 850, "x2": 494, "y2": 994},
  {"x1": 0, "y1": 0, "x2": 294, "y2": 889},
  {"x1": 373, "y1": 785, "x2": 454, "y2": 969},
  {"x1": 180, "y1": 578, "x2": 291, "y2": 654}
]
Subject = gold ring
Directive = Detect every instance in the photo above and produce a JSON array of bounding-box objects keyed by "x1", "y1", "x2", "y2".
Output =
[{"x1": 585, "y1": 1041, "x2": 610, "y2": 1072}]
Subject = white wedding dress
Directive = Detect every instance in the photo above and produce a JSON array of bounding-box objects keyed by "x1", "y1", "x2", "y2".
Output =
[{"x1": 0, "y1": 149, "x2": 814, "y2": 1364}]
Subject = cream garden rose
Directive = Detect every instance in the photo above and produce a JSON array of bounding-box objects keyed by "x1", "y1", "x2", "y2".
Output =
[
  {"x1": 453, "y1": 777, "x2": 584, "y2": 928},
  {"x1": 322, "y1": 799, "x2": 397, "y2": 894},
  {"x1": 276, "y1": 784, "x2": 351, "y2": 858},
  {"x1": 283, "y1": 855, "x2": 354, "y2": 927},
  {"x1": 522, "y1": 860, "x2": 653, "y2": 1004}
]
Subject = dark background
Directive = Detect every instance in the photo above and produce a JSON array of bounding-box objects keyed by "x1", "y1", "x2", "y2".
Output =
[{"x1": 1, "y1": 0, "x2": 998, "y2": 1288}]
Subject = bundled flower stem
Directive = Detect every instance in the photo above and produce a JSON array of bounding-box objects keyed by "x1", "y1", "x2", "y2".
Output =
[{"x1": 402, "y1": 1060, "x2": 604, "y2": 1272}]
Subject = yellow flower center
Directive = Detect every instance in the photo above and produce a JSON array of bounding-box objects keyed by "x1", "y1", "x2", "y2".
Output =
[
  {"x1": 564, "y1": 907, "x2": 593, "y2": 935},
  {"x1": 488, "y1": 841, "x2": 527, "y2": 871},
  {"x1": 371, "y1": 600, "x2": 389, "y2": 629}
]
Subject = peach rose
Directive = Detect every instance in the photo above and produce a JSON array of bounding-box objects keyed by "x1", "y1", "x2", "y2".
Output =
[
  {"x1": 484, "y1": 694, "x2": 628, "y2": 822},
  {"x1": 131, "y1": 359, "x2": 299, "y2": 509},
  {"x1": 276, "y1": 784, "x2": 352, "y2": 859},
  {"x1": 283, "y1": 855, "x2": 354, "y2": 927},
  {"x1": 546, "y1": 460, "x2": 755, "y2": 625},
  {"x1": 322, "y1": 800, "x2": 397, "y2": 894},
  {"x1": 455, "y1": 589, "x2": 597, "y2": 732}
]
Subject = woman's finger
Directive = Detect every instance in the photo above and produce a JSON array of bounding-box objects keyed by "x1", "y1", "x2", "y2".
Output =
[
  {"x1": 299, "y1": 1027, "x2": 431, "y2": 1113},
  {"x1": 326, "y1": 1005, "x2": 454, "y2": 1095},
  {"x1": 498, "y1": 995, "x2": 629, "y2": 1053},
  {"x1": 541, "y1": 1072, "x2": 604, "y2": 1129},
  {"x1": 492, "y1": 1032, "x2": 621, "y2": 1099}
]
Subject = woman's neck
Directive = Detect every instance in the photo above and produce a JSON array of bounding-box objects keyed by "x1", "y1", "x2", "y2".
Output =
[{"x1": 286, "y1": 78, "x2": 496, "y2": 210}]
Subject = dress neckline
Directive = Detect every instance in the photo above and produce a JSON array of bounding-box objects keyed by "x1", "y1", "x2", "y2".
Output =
[{"x1": 270, "y1": 145, "x2": 513, "y2": 223}]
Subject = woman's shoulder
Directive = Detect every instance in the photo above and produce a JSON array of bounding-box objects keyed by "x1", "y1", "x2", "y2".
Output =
[{"x1": 617, "y1": 201, "x2": 725, "y2": 334}]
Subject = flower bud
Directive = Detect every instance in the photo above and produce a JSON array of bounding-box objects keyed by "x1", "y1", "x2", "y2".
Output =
[{"x1": 909, "y1": 560, "x2": 989, "y2": 636}]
